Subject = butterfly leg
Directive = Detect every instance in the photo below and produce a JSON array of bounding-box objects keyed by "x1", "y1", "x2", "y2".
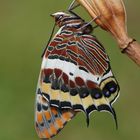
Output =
[
  {"x1": 68, "y1": 0, "x2": 80, "y2": 12},
  {"x1": 68, "y1": 0, "x2": 100, "y2": 30},
  {"x1": 80, "y1": 15, "x2": 101, "y2": 31},
  {"x1": 68, "y1": 0, "x2": 81, "y2": 18}
]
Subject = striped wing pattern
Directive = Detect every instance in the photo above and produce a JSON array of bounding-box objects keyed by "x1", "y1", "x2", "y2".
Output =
[{"x1": 35, "y1": 28, "x2": 119, "y2": 139}]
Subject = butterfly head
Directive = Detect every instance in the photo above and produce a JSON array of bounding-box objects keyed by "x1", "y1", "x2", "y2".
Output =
[
  {"x1": 51, "y1": 12, "x2": 69, "y2": 23},
  {"x1": 51, "y1": 12, "x2": 93, "y2": 34},
  {"x1": 51, "y1": 12, "x2": 82, "y2": 27}
]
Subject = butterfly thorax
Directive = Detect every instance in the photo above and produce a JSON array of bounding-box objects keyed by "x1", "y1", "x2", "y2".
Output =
[
  {"x1": 55, "y1": 14, "x2": 93, "y2": 35},
  {"x1": 59, "y1": 24, "x2": 93, "y2": 36}
]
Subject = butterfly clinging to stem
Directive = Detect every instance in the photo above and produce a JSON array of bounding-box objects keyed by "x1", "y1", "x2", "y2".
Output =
[{"x1": 35, "y1": 11, "x2": 120, "y2": 139}]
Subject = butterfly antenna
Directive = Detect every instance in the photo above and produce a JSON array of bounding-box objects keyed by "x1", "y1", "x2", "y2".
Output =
[
  {"x1": 41, "y1": 22, "x2": 56, "y2": 57},
  {"x1": 80, "y1": 16, "x2": 100, "y2": 31}
]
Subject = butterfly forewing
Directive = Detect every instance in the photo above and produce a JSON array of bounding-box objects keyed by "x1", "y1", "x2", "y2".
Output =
[{"x1": 35, "y1": 12, "x2": 120, "y2": 139}]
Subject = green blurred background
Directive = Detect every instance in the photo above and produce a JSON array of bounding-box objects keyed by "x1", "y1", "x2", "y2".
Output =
[{"x1": 0, "y1": 0, "x2": 140, "y2": 140}]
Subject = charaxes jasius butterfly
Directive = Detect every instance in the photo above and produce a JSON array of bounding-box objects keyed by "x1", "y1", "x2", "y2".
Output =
[{"x1": 35, "y1": 12, "x2": 120, "y2": 139}]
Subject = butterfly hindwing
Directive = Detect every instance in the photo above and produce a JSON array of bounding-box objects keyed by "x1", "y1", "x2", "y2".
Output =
[{"x1": 41, "y1": 29, "x2": 119, "y2": 117}]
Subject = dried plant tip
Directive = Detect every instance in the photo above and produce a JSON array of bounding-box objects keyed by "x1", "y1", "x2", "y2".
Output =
[
  {"x1": 77, "y1": 0, "x2": 140, "y2": 66},
  {"x1": 77, "y1": 0, "x2": 132, "y2": 48}
]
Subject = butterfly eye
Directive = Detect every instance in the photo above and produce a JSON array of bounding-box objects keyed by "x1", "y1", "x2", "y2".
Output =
[
  {"x1": 58, "y1": 15, "x2": 63, "y2": 20},
  {"x1": 60, "y1": 15, "x2": 63, "y2": 18},
  {"x1": 55, "y1": 15, "x2": 63, "y2": 21}
]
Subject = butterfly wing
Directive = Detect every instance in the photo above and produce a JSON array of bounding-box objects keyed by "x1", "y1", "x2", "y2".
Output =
[
  {"x1": 35, "y1": 89, "x2": 75, "y2": 139},
  {"x1": 79, "y1": 34, "x2": 120, "y2": 125},
  {"x1": 35, "y1": 29, "x2": 76, "y2": 139},
  {"x1": 41, "y1": 31, "x2": 119, "y2": 111},
  {"x1": 35, "y1": 28, "x2": 120, "y2": 138},
  {"x1": 80, "y1": 34, "x2": 120, "y2": 105}
]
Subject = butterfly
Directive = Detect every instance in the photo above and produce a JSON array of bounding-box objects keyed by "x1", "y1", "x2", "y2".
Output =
[{"x1": 35, "y1": 12, "x2": 120, "y2": 139}]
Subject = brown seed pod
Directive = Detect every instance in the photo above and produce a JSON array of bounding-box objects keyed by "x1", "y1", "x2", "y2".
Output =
[{"x1": 76, "y1": 0, "x2": 140, "y2": 66}]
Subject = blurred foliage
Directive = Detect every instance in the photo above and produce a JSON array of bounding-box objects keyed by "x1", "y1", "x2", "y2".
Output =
[{"x1": 0, "y1": 0, "x2": 140, "y2": 140}]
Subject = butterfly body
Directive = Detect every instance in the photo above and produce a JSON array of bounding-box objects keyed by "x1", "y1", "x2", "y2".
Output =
[{"x1": 35, "y1": 12, "x2": 120, "y2": 139}]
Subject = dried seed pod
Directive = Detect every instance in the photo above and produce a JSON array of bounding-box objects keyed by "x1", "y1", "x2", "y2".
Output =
[{"x1": 76, "y1": 0, "x2": 140, "y2": 66}]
